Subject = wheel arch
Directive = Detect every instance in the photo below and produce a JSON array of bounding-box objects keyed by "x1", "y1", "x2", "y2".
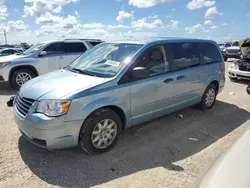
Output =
[{"x1": 9, "y1": 65, "x2": 39, "y2": 82}]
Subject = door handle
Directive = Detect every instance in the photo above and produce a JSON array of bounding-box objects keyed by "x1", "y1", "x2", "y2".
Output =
[
  {"x1": 164, "y1": 78, "x2": 174, "y2": 84},
  {"x1": 176, "y1": 75, "x2": 185, "y2": 80},
  {"x1": 60, "y1": 56, "x2": 66, "y2": 59}
]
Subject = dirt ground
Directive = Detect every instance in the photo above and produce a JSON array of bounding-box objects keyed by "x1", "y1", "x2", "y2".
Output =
[{"x1": 1, "y1": 61, "x2": 250, "y2": 188}]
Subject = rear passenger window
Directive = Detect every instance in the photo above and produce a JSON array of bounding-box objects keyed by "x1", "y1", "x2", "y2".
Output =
[
  {"x1": 200, "y1": 43, "x2": 222, "y2": 64},
  {"x1": 89, "y1": 41, "x2": 102, "y2": 46},
  {"x1": 171, "y1": 43, "x2": 200, "y2": 70},
  {"x1": 65, "y1": 43, "x2": 87, "y2": 53}
]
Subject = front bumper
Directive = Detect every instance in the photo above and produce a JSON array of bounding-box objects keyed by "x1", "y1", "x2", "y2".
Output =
[
  {"x1": 14, "y1": 104, "x2": 83, "y2": 149},
  {"x1": 0, "y1": 68, "x2": 9, "y2": 82},
  {"x1": 228, "y1": 67, "x2": 250, "y2": 80}
]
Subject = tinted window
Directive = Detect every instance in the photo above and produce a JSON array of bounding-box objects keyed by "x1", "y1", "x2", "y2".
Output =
[
  {"x1": 200, "y1": 43, "x2": 222, "y2": 64},
  {"x1": 225, "y1": 43, "x2": 231, "y2": 47},
  {"x1": 171, "y1": 43, "x2": 200, "y2": 70},
  {"x1": 3, "y1": 49, "x2": 14, "y2": 55},
  {"x1": 89, "y1": 41, "x2": 102, "y2": 46},
  {"x1": 44, "y1": 43, "x2": 65, "y2": 54},
  {"x1": 232, "y1": 41, "x2": 239, "y2": 46},
  {"x1": 65, "y1": 42, "x2": 87, "y2": 53},
  {"x1": 136, "y1": 46, "x2": 170, "y2": 76}
]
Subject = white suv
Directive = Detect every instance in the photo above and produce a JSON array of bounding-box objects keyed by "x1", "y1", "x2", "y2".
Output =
[{"x1": 0, "y1": 39, "x2": 103, "y2": 89}]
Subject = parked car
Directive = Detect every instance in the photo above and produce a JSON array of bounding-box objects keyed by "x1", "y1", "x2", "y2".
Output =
[
  {"x1": 192, "y1": 127, "x2": 250, "y2": 188},
  {"x1": 222, "y1": 40, "x2": 241, "y2": 61},
  {"x1": 9, "y1": 39, "x2": 225, "y2": 154},
  {"x1": 228, "y1": 38, "x2": 250, "y2": 80},
  {"x1": 0, "y1": 39, "x2": 103, "y2": 89},
  {"x1": 0, "y1": 48, "x2": 24, "y2": 57}
]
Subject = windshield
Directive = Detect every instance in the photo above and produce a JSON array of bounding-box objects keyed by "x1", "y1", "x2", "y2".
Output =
[
  {"x1": 23, "y1": 43, "x2": 46, "y2": 55},
  {"x1": 218, "y1": 44, "x2": 224, "y2": 47},
  {"x1": 225, "y1": 43, "x2": 231, "y2": 47},
  {"x1": 232, "y1": 41, "x2": 239, "y2": 46},
  {"x1": 68, "y1": 43, "x2": 143, "y2": 78}
]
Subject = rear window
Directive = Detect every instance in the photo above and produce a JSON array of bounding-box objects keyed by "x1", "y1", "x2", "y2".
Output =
[
  {"x1": 171, "y1": 42, "x2": 200, "y2": 70},
  {"x1": 89, "y1": 41, "x2": 102, "y2": 46},
  {"x1": 65, "y1": 42, "x2": 87, "y2": 53},
  {"x1": 200, "y1": 43, "x2": 222, "y2": 64}
]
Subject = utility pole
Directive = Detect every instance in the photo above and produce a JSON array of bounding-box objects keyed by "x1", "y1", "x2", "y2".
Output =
[{"x1": 4, "y1": 30, "x2": 7, "y2": 45}]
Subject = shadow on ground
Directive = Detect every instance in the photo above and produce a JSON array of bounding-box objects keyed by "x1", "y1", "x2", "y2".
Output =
[
  {"x1": 230, "y1": 79, "x2": 249, "y2": 86},
  {"x1": 0, "y1": 83, "x2": 16, "y2": 95},
  {"x1": 19, "y1": 101, "x2": 250, "y2": 187}
]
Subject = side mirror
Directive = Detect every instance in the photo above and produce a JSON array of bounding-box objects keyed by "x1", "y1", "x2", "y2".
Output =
[
  {"x1": 132, "y1": 67, "x2": 149, "y2": 79},
  {"x1": 39, "y1": 51, "x2": 47, "y2": 57}
]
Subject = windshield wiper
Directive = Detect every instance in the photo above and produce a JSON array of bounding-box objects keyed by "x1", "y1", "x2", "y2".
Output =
[{"x1": 71, "y1": 68, "x2": 96, "y2": 76}]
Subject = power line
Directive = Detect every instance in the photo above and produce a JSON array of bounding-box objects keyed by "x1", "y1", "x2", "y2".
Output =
[{"x1": 4, "y1": 30, "x2": 7, "y2": 45}]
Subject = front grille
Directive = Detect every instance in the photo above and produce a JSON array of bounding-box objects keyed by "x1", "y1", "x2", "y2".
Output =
[
  {"x1": 15, "y1": 94, "x2": 35, "y2": 117},
  {"x1": 239, "y1": 65, "x2": 250, "y2": 72},
  {"x1": 227, "y1": 49, "x2": 239, "y2": 54}
]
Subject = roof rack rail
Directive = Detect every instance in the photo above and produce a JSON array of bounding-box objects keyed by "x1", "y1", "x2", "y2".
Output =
[{"x1": 64, "y1": 38, "x2": 102, "y2": 41}]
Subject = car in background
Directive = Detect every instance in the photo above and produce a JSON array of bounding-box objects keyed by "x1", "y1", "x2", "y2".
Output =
[
  {"x1": 222, "y1": 41, "x2": 241, "y2": 61},
  {"x1": 9, "y1": 38, "x2": 225, "y2": 154},
  {"x1": 0, "y1": 48, "x2": 24, "y2": 57},
  {"x1": 228, "y1": 38, "x2": 250, "y2": 81},
  {"x1": 0, "y1": 38, "x2": 103, "y2": 89},
  {"x1": 192, "y1": 127, "x2": 250, "y2": 188}
]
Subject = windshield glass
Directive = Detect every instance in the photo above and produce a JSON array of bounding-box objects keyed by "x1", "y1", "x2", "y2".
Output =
[
  {"x1": 225, "y1": 43, "x2": 231, "y2": 47},
  {"x1": 23, "y1": 43, "x2": 46, "y2": 55},
  {"x1": 218, "y1": 44, "x2": 224, "y2": 47},
  {"x1": 68, "y1": 43, "x2": 143, "y2": 78},
  {"x1": 232, "y1": 41, "x2": 239, "y2": 46}
]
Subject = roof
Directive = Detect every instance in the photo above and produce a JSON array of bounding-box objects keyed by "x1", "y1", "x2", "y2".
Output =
[{"x1": 106, "y1": 37, "x2": 216, "y2": 45}]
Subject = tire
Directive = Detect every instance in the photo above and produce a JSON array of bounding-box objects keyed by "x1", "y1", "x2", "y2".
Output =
[
  {"x1": 79, "y1": 108, "x2": 122, "y2": 154},
  {"x1": 11, "y1": 69, "x2": 35, "y2": 90},
  {"x1": 199, "y1": 84, "x2": 217, "y2": 110},
  {"x1": 224, "y1": 56, "x2": 228, "y2": 61},
  {"x1": 229, "y1": 77, "x2": 237, "y2": 81}
]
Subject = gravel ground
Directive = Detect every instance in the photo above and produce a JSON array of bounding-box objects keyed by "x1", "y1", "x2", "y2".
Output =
[{"x1": 1, "y1": 61, "x2": 250, "y2": 188}]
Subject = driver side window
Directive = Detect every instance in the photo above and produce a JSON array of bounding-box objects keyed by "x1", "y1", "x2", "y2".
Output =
[
  {"x1": 43, "y1": 43, "x2": 65, "y2": 55},
  {"x1": 136, "y1": 45, "x2": 169, "y2": 77}
]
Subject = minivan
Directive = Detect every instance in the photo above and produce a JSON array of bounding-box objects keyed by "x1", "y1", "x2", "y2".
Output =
[{"x1": 10, "y1": 39, "x2": 225, "y2": 154}]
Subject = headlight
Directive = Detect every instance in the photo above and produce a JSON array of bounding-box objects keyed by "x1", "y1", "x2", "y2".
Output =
[
  {"x1": 36, "y1": 100, "x2": 71, "y2": 117},
  {"x1": 0, "y1": 62, "x2": 10, "y2": 69},
  {"x1": 230, "y1": 63, "x2": 238, "y2": 69},
  {"x1": 222, "y1": 48, "x2": 227, "y2": 52}
]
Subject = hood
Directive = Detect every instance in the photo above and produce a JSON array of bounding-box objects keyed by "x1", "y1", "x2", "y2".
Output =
[
  {"x1": 19, "y1": 69, "x2": 106, "y2": 100},
  {"x1": 226, "y1": 46, "x2": 240, "y2": 50},
  {"x1": 0, "y1": 54, "x2": 27, "y2": 63},
  {"x1": 239, "y1": 38, "x2": 250, "y2": 57}
]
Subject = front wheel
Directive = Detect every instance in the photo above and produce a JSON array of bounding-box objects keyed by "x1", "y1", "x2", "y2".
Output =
[
  {"x1": 199, "y1": 84, "x2": 217, "y2": 110},
  {"x1": 79, "y1": 108, "x2": 122, "y2": 154},
  {"x1": 11, "y1": 69, "x2": 35, "y2": 89},
  {"x1": 224, "y1": 56, "x2": 228, "y2": 61}
]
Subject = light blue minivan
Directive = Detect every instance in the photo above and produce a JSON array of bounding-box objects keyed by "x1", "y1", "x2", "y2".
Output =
[{"x1": 11, "y1": 38, "x2": 225, "y2": 154}]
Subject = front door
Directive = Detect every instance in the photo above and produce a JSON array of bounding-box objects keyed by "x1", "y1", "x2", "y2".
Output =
[
  {"x1": 38, "y1": 42, "x2": 65, "y2": 75},
  {"x1": 129, "y1": 45, "x2": 177, "y2": 125}
]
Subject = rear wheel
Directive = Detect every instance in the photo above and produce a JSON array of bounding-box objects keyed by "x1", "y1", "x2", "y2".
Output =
[
  {"x1": 11, "y1": 69, "x2": 35, "y2": 90},
  {"x1": 79, "y1": 108, "x2": 122, "y2": 154},
  {"x1": 199, "y1": 84, "x2": 217, "y2": 110}
]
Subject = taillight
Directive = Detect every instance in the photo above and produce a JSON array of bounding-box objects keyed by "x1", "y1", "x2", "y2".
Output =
[{"x1": 220, "y1": 63, "x2": 225, "y2": 71}]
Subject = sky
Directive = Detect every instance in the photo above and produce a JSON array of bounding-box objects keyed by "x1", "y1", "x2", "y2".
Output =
[{"x1": 0, "y1": 0, "x2": 249, "y2": 44}]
